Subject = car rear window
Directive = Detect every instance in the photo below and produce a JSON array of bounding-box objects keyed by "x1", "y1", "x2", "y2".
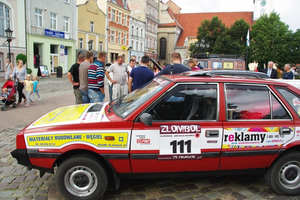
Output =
[
  {"x1": 276, "y1": 87, "x2": 300, "y2": 118},
  {"x1": 226, "y1": 84, "x2": 290, "y2": 120}
]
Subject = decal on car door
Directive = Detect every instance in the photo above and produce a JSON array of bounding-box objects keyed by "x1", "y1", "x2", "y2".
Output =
[{"x1": 158, "y1": 124, "x2": 202, "y2": 160}]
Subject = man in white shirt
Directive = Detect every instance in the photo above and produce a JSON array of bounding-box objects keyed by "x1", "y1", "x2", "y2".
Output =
[{"x1": 105, "y1": 56, "x2": 129, "y2": 100}]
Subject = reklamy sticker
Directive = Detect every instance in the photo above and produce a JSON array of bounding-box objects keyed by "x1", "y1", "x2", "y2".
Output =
[{"x1": 157, "y1": 154, "x2": 202, "y2": 160}]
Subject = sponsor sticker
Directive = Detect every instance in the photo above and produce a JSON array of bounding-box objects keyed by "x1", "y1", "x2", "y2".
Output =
[{"x1": 26, "y1": 132, "x2": 128, "y2": 148}]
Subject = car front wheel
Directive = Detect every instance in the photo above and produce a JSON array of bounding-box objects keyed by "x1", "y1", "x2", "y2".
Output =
[
  {"x1": 265, "y1": 151, "x2": 300, "y2": 195},
  {"x1": 55, "y1": 154, "x2": 108, "y2": 200}
]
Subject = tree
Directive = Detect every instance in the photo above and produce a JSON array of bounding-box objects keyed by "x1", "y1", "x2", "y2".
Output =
[
  {"x1": 249, "y1": 12, "x2": 292, "y2": 70},
  {"x1": 290, "y1": 29, "x2": 300, "y2": 65},
  {"x1": 195, "y1": 16, "x2": 249, "y2": 55},
  {"x1": 197, "y1": 16, "x2": 228, "y2": 54},
  {"x1": 228, "y1": 19, "x2": 250, "y2": 55}
]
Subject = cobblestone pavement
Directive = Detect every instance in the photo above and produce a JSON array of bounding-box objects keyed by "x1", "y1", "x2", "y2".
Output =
[{"x1": 1, "y1": 77, "x2": 300, "y2": 199}]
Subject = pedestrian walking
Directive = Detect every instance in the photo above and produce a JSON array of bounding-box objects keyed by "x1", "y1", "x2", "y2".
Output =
[
  {"x1": 155, "y1": 52, "x2": 191, "y2": 76},
  {"x1": 5, "y1": 57, "x2": 14, "y2": 82},
  {"x1": 31, "y1": 75, "x2": 41, "y2": 101},
  {"x1": 67, "y1": 54, "x2": 84, "y2": 104},
  {"x1": 79, "y1": 51, "x2": 94, "y2": 103},
  {"x1": 263, "y1": 61, "x2": 278, "y2": 79},
  {"x1": 105, "y1": 55, "x2": 129, "y2": 100},
  {"x1": 12, "y1": 59, "x2": 27, "y2": 106},
  {"x1": 24, "y1": 74, "x2": 34, "y2": 107},
  {"x1": 88, "y1": 52, "x2": 106, "y2": 103},
  {"x1": 128, "y1": 56, "x2": 154, "y2": 92}
]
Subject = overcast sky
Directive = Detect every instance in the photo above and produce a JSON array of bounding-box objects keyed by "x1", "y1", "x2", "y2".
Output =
[{"x1": 162, "y1": 0, "x2": 299, "y2": 32}]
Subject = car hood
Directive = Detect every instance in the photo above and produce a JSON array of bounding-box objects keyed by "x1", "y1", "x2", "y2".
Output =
[{"x1": 27, "y1": 102, "x2": 110, "y2": 129}]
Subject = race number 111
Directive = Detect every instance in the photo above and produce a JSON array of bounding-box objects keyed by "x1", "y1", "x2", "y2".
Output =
[{"x1": 170, "y1": 140, "x2": 191, "y2": 153}]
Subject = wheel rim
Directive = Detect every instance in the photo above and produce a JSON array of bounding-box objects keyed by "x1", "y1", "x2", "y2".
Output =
[
  {"x1": 64, "y1": 166, "x2": 98, "y2": 197},
  {"x1": 279, "y1": 161, "x2": 300, "y2": 190}
]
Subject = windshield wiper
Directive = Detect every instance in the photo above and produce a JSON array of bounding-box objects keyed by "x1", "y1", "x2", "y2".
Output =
[{"x1": 108, "y1": 95, "x2": 125, "y2": 113}]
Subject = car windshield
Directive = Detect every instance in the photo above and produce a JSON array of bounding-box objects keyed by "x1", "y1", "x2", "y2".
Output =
[{"x1": 114, "y1": 77, "x2": 171, "y2": 118}]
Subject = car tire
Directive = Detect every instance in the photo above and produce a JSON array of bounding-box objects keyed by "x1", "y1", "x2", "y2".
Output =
[
  {"x1": 265, "y1": 151, "x2": 300, "y2": 195},
  {"x1": 55, "y1": 154, "x2": 108, "y2": 200}
]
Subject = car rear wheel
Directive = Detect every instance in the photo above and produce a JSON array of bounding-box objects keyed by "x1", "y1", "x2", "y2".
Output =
[
  {"x1": 265, "y1": 151, "x2": 300, "y2": 195},
  {"x1": 55, "y1": 154, "x2": 108, "y2": 200}
]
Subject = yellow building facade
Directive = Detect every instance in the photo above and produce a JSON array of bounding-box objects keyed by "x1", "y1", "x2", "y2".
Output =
[{"x1": 77, "y1": 0, "x2": 106, "y2": 56}]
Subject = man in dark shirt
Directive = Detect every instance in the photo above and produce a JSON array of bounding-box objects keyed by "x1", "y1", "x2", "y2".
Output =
[
  {"x1": 155, "y1": 52, "x2": 191, "y2": 76},
  {"x1": 128, "y1": 56, "x2": 154, "y2": 92},
  {"x1": 67, "y1": 54, "x2": 84, "y2": 104}
]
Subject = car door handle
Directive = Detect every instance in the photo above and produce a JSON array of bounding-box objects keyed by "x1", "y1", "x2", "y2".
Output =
[
  {"x1": 279, "y1": 128, "x2": 291, "y2": 135},
  {"x1": 206, "y1": 130, "x2": 219, "y2": 137}
]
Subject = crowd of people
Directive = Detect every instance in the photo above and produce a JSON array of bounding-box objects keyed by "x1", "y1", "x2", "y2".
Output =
[
  {"x1": 259, "y1": 61, "x2": 298, "y2": 79},
  {"x1": 67, "y1": 52, "x2": 191, "y2": 104}
]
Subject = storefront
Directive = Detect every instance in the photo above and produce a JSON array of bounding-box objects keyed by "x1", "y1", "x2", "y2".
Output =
[{"x1": 27, "y1": 29, "x2": 76, "y2": 76}]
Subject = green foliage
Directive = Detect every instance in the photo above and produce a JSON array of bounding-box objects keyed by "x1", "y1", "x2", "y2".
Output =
[
  {"x1": 16, "y1": 54, "x2": 27, "y2": 65},
  {"x1": 195, "y1": 16, "x2": 249, "y2": 55},
  {"x1": 26, "y1": 67, "x2": 32, "y2": 75},
  {"x1": 249, "y1": 12, "x2": 292, "y2": 70}
]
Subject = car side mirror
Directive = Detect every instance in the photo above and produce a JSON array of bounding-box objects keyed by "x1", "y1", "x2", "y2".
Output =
[{"x1": 140, "y1": 113, "x2": 152, "y2": 126}]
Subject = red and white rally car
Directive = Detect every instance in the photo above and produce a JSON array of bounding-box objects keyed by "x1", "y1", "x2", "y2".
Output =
[{"x1": 11, "y1": 72, "x2": 300, "y2": 199}]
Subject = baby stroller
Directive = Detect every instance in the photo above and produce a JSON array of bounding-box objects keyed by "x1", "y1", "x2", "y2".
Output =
[{"x1": 0, "y1": 80, "x2": 17, "y2": 111}]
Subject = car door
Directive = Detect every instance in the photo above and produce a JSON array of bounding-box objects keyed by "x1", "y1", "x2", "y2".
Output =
[
  {"x1": 220, "y1": 83, "x2": 295, "y2": 170},
  {"x1": 130, "y1": 83, "x2": 222, "y2": 173}
]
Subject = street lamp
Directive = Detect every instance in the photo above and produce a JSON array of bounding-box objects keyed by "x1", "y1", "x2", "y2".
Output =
[
  {"x1": 88, "y1": 40, "x2": 93, "y2": 50},
  {"x1": 5, "y1": 28, "x2": 13, "y2": 60},
  {"x1": 198, "y1": 37, "x2": 210, "y2": 53}
]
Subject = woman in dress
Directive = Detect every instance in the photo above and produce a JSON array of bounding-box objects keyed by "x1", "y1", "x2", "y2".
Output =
[
  {"x1": 12, "y1": 60, "x2": 27, "y2": 106},
  {"x1": 4, "y1": 57, "x2": 14, "y2": 82}
]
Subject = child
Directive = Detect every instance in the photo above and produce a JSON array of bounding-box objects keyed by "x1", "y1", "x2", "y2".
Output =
[
  {"x1": 32, "y1": 75, "x2": 41, "y2": 101},
  {"x1": 0, "y1": 88, "x2": 10, "y2": 100},
  {"x1": 24, "y1": 74, "x2": 34, "y2": 107}
]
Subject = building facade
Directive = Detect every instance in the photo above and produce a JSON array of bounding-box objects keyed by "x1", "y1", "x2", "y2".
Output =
[
  {"x1": 0, "y1": 0, "x2": 26, "y2": 71},
  {"x1": 129, "y1": 16, "x2": 145, "y2": 63},
  {"x1": 145, "y1": 0, "x2": 159, "y2": 60},
  {"x1": 26, "y1": 0, "x2": 77, "y2": 75},
  {"x1": 77, "y1": 0, "x2": 106, "y2": 57}
]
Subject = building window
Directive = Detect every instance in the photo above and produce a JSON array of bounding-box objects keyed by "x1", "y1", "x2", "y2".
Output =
[
  {"x1": 136, "y1": 41, "x2": 139, "y2": 51},
  {"x1": 0, "y1": 3, "x2": 11, "y2": 36},
  {"x1": 123, "y1": 34, "x2": 126, "y2": 45},
  {"x1": 140, "y1": 43, "x2": 143, "y2": 51},
  {"x1": 145, "y1": 38, "x2": 148, "y2": 48},
  {"x1": 160, "y1": 38, "x2": 167, "y2": 59},
  {"x1": 152, "y1": 24, "x2": 155, "y2": 33},
  {"x1": 141, "y1": 29, "x2": 143, "y2": 38},
  {"x1": 118, "y1": 32, "x2": 121, "y2": 44},
  {"x1": 111, "y1": 30, "x2": 115, "y2": 43},
  {"x1": 99, "y1": 41, "x2": 103, "y2": 51},
  {"x1": 64, "y1": 0, "x2": 70, "y2": 3},
  {"x1": 79, "y1": 38, "x2": 83, "y2": 49},
  {"x1": 50, "y1": 12, "x2": 57, "y2": 30},
  {"x1": 63, "y1": 16, "x2": 69, "y2": 32},
  {"x1": 131, "y1": 40, "x2": 134, "y2": 49},
  {"x1": 131, "y1": 25, "x2": 134, "y2": 36},
  {"x1": 136, "y1": 27, "x2": 139, "y2": 37},
  {"x1": 148, "y1": 21, "x2": 151, "y2": 31},
  {"x1": 35, "y1": 8, "x2": 43, "y2": 28},
  {"x1": 111, "y1": 10, "x2": 115, "y2": 22},
  {"x1": 124, "y1": 14, "x2": 127, "y2": 25},
  {"x1": 90, "y1": 21, "x2": 94, "y2": 32},
  {"x1": 118, "y1": 12, "x2": 121, "y2": 24}
]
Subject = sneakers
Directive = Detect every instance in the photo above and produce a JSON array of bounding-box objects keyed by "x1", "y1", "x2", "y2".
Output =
[
  {"x1": 38, "y1": 98, "x2": 41, "y2": 101},
  {"x1": 25, "y1": 105, "x2": 30, "y2": 107}
]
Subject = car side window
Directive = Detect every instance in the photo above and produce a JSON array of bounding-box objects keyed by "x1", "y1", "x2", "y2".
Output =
[
  {"x1": 276, "y1": 87, "x2": 300, "y2": 118},
  {"x1": 149, "y1": 84, "x2": 217, "y2": 121},
  {"x1": 226, "y1": 84, "x2": 291, "y2": 120}
]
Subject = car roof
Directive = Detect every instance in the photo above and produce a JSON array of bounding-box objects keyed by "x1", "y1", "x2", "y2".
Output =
[
  {"x1": 158, "y1": 74, "x2": 289, "y2": 87},
  {"x1": 183, "y1": 70, "x2": 270, "y2": 79}
]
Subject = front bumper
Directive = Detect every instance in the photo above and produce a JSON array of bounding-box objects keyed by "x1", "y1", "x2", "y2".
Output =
[{"x1": 11, "y1": 149, "x2": 33, "y2": 169}]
